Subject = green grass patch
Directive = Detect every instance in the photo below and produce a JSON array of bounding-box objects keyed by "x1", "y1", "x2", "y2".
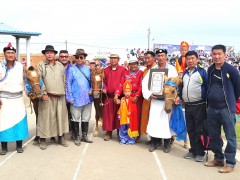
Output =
[
  {"x1": 221, "y1": 118, "x2": 240, "y2": 150},
  {"x1": 235, "y1": 120, "x2": 240, "y2": 149}
]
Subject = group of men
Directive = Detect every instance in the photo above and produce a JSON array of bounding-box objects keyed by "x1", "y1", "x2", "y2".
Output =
[
  {"x1": 0, "y1": 42, "x2": 239, "y2": 174},
  {"x1": 0, "y1": 44, "x2": 94, "y2": 153}
]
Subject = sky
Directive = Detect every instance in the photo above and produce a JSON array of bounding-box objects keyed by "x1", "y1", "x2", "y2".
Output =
[{"x1": 0, "y1": 0, "x2": 240, "y2": 58}]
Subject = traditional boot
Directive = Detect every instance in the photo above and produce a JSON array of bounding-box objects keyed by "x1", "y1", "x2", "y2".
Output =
[
  {"x1": 33, "y1": 136, "x2": 40, "y2": 142},
  {"x1": 73, "y1": 122, "x2": 81, "y2": 146},
  {"x1": 0, "y1": 142, "x2": 8, "y2": 155},
  {"x1": 104, "y1": 131, "x2": 111, "y2": 141},
  {"x1": 39, "y1": 138, "x2": 46, "y2": 150},
  {"x1": 81, "y1": 122, "x2": 93, "y2": 143},
  {"x1": 16, "y1": 140, "x2": 24, "y2": 153},
  {"x1": 58, "y1": 135, "x2": 68, "y2": 147},
  {"x1": 70, "y1": 121, "x2": 75, "y2": 140},
  {"x1": 149, "y1": 137, "x2": 157, "y2": 152}
]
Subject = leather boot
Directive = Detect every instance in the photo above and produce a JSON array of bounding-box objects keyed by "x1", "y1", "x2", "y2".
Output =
[
  {"x1": 33, "y1": 136, "x2": 40, "y2": 142},
  {"x1": 0, "y1": 142, "x2": 8, "y2": 155},
  {"x1": 74, "y1": 136, "x2": 81, "y2": 146},
  {"x1": 16, "y1": 140, "x2": 24, "y2": 153},
  {"x1": 70, "y1": 121, "x2": 75, "y2": 139},
  {"x1": 73, "y1": 122, "x2": 80, "y2": 139},
  {"x1": 73, "y1": 122, "x2": 81, "y2": 146},
  {"x1": 149, "y1": 137, "x2": 157, "y2": 152},
  {"x1": 39, "y1": 138, "x2": 46, "y2": 150},
  {"x1": 81, "y1": 122, "x2": 93, "y2": 143},
  {"x1": 104, "y1": 131, "x2": 111, "y2": 141},
  {"x1": 58, "y1": 135, "x2": 68, "y2": 147}
]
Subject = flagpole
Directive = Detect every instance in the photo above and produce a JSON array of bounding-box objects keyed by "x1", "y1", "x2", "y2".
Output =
[{"x1": 147, "y1": 27, "x2": 150, "y2": 50}]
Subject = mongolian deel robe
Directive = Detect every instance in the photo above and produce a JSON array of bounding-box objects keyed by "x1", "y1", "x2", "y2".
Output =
[
  {"x1": 37, "y1": 60, "x2": 69, "y2": 138},
  {"x1": 0, "y1": 60, "x2": 29, "y2": 142},
  {"x1": 140, "y1": 64, "x2": 156, "y2": 134},
  {"x1": 115, "y1": 69, "x2": 143, "y2": 131},
  {"x1": 118, "y1": 97, "x2": 139, "y2": 138},
  {"x1": 142, "y1": 63, "x2": 178, "y2": 138},
  {"x1": 102, "y1": 65, "x2": 126, "y2": 131}
]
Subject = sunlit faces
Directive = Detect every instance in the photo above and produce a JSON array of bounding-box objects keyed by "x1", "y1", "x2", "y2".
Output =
[
  {"x1": 129, "y1": 62, "x2": 138, "y2": 72},
  {"x1": 110, "y1": 57, "x2": 119, "y2": 66},
  {"x1": 75, "y1": 55, "x2": 86, "y2": 65},
  {"x1": 44, "y1": 51, "x2": 56, "y2": 61},
  {"x1": 211, "y1": 49, "x2": 226, "y2": 66},
  {"x1": 156, "y1": 53, "x2": 167, "y2": 65},
  {"x1": 123, "y1": 89, "x2": 131, "y2": 98},
  {"x1": 59, "y1": 53, "x2": 69, "y2": 65},
  {"x1": 144, "y1": 54, "x2": 155, "y2": 66},
  {"x1": 4, "y1": 50, "x2": 16, "y2": 61},
  {"x1": 186, "y1": 55, "x2": 198, "y2": 70},
  {"x1": 180, "y1": 46, "x2": 188, "y2": 57}
]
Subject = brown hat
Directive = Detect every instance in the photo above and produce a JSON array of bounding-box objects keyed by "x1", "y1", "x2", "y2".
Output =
[
  {"x1": 42, "y1": 45, "x2": 58, "y2": 54},
  {"x1": 109, "y1": 54, "x2": 120, "y2": 59},
  {"x1": 73, "y1": 49, "x2": 88, "y2": 57}
]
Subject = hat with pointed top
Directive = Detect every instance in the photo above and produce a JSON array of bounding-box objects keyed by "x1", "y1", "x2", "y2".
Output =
[
  {"x1": 180, "y1": 41, "x2": 189, "y2": 49},
  {"x1": 3, "y1": 42, "x2": 16, "y2": 53},
  {"x1": 123, "y1": 80, "x2": 132, "y2": 91}
]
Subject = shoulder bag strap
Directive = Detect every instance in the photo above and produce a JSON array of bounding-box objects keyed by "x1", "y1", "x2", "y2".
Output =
[{"x1": 76, "y1": 66, "x2": 91, "y2": 85}]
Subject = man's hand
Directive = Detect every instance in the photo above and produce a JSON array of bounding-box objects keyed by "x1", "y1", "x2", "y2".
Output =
[
  {"x1": 41, "y1": 94, "x2": 49, "y2": 101},
  {"x1": 150, "y1": 95, "x2": 157, "y2": 100},
  {"x1": 102, "y1": 89, "x2": 107, "y2": 94},
  {"x1": 114, "y1": 95, "x2": 119, "y2": 104},
  {"x1": 132, "y1": 96, "x2": 139, "y2": 104},
  {"x1": 89, "y1": 89, "x2": 93, "y2": 95},
  {"x1": 70, "y1": 100, "x2": 74, "y2": 104},
  {"x1": 114, "y1": 94, "x2": 118, "y2": 101},
  {"x1": 0, "y1": 99, "x2": 2, "y2": 109},
  {"x1": 175, "y1": 96, "x2": 180, "y2": 105}
]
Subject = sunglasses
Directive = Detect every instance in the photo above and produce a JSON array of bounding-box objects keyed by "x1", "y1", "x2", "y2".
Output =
[
  {"x1": 59, "y1": 55, "x2": 69, "y2": 58},
  {"x1": 75, "y1": 55, "x2": 85, "y2": 60}
]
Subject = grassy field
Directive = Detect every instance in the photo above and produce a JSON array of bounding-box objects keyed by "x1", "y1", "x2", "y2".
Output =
[
  {"x1": 221, "y1": 117, "x2": 240, "y2": 149},
  {"x1": 236, "y1": 120, "x2": 240, "y2": 149}
]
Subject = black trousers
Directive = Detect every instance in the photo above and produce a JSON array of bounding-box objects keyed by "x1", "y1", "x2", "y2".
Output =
[
  {"x1": 151, "y1": 137, "x2": 170, "y2": 146},
  {"x1": 185, "y1": 103, "x2": 207, "y2": 156},
  {"x1": 1, "y1": 141, "x2": 22, "y2": 150}
]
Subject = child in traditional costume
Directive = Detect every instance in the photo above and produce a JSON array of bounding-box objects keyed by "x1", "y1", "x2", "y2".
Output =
[
  {"x1": 176, "y1": 41, "x2": 189, "y2": 76},
  {"x1": 117, "y1": 80, "x2": 139, "y2": 144}
]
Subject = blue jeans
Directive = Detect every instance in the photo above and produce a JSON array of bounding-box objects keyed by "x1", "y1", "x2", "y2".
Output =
[{"x1": 207, "y1": 107, "x2": 236, "y2": 166}]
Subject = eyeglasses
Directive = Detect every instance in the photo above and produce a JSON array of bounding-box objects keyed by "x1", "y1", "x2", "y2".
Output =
[
  {"x1": 75, "y1": 55, "x2": 85, "y2": 60},
  {"x1": 59, "y1": 55, "x2": 69, "y2": 58}
]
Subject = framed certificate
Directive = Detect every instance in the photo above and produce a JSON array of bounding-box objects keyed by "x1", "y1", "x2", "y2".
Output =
[{"x1": 148, "y1": 69, "x2": 168, "y2": 98}]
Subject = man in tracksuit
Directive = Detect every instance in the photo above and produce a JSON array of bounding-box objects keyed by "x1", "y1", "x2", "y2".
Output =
[
  {"x1": 182, "y1": 51, "x2": 208, "y2": 162},
  {"x1": 205, "y1": 44, "x2": 240, "y2": 173}
]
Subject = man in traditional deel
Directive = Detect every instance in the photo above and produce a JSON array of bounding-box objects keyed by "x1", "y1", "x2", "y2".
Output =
[{"x1": 0, "y1": 43, "x2": 29, "y2": 155}]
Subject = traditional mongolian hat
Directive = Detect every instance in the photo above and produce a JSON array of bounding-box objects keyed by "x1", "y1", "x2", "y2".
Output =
[
  {"x1": 109, "y1": 54, "x2": 120, "y2": 59},
  {"x1": 156, "y1": 49, "x2": 168, "y2": 55},
  {"x1": 3, "y1": 42, "x2": 16, "y2": 53},
  {"x1": 41, "y1": 45, "x2": 58, "y2": 54},
  {"x1": 180, "y1": 41, "x2": 189, "y2": 49},
  {"x1": 73, "y1": 49, "x2": 88, "y2": 57},
  {"x1": 123, "y1": 80, "x2": 132, "y2": 91}
]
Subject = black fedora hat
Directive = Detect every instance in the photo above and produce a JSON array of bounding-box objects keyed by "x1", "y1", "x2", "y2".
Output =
[{"x1": 42, "y1": 45, "x2": 58, "y2": 54}]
